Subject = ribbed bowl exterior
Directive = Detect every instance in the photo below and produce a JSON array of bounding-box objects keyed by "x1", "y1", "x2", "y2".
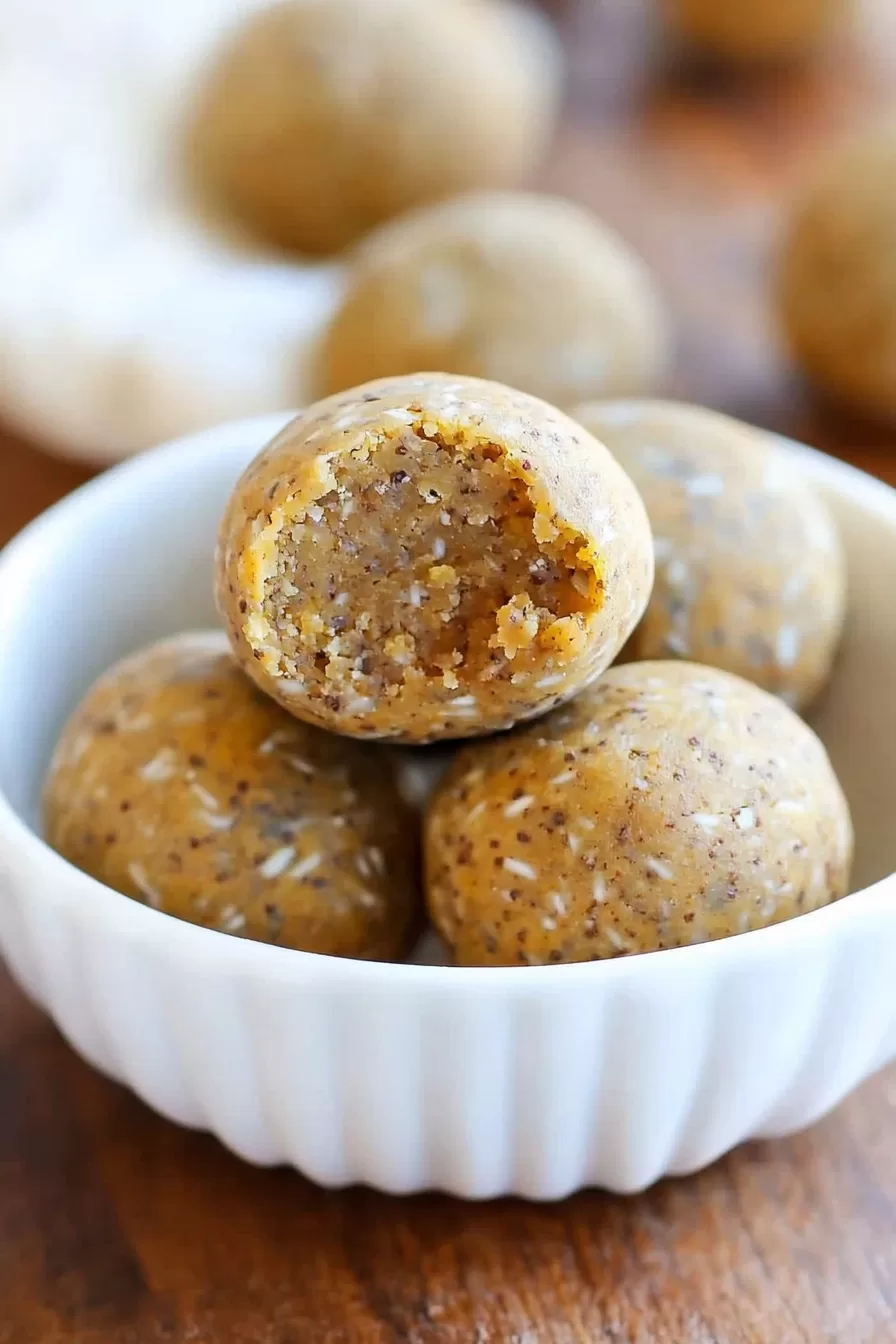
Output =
[
  {"x1": 1, "y1": 412, "x2": 894, "y2": 1200},
  {"x1": 2, "y1": 838, "x2": 894, "y2": 1199}
]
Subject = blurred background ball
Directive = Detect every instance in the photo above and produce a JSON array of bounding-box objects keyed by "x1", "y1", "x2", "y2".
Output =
[
  {"x1": 186, "y1": 0, "x2": 562, "y2": 257},
  {"x1": 777, "y1": 121, "x2": 896, "y2": 424},
  {"x1": 659, "y1": 0, "x2": 852, "y2": 63},
  {"x1": 315, "y1": 191, "x2": 669, "y2": 407}
]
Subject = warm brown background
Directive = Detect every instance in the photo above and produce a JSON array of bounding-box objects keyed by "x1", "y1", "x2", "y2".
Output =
[{"x1": 2, "y1": 2, "x2": 896, "y2": 1341}]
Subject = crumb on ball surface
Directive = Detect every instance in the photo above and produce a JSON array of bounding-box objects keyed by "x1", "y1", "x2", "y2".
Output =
[
  {"x1": 572, "y1": 399, "x2": 846, "y2": 711},
  {"x1": 425, "y1": 661, "x2": 853, "y2": 966},
  {"x1": 43, "y1": 632, "x2": 421, "y2": 960},
  {"x1": 216, "y1": 373, "x2": 654, "y2": 743},
  {"x1": 315, "y1": 191, "x2": 668, "y2": 409},
  {"x1": 185, "y1": 0, "x2": 562, "y2": 256}
]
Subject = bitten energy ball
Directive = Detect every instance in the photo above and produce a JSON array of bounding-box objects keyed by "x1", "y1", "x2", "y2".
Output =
[
  {"x1": 426, "y1": 661, "x2": 853, "y2": 966},
  {"x1": 315, "y1": 192, "x2": 668, "y2": 408},
  {"x1": 44, "y1": 633, "x2": 420, "y2": 960},
  {"x1": 217, "y1": 373, "x2": 654, "y2": 743},
  {"x1": 778, "y1": 123, "x2": 896, "y2": 424},
  {"x1": 660, "y1": 0, "x2": 850, "y2": 62},
  {"x1": 186, "y1": 0, "x2": 561, "y2": 256},
  {"x1": 573, "y1": 400, "x2": 845, "y2": 711}
]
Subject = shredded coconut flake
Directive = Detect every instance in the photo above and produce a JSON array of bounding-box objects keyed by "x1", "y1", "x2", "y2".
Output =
[
  {"x1": 138, "y1": 748, "x2": 177, "y2": 782},
  {"x1": 128, "y1": 862, "x2": 162, "y2": 908},
  {"x1": 259, "y1": 846, "x2": 295, "y2": 879},
  {"x1": 504, "y1": 794, "x2": 534, "y2": 818},
  {"x1": 218, "y1": 905, "x2": 246, "y2": 934},
  {"x1": 190, "y1": 782, "x2": 219, "y2": 811},
  {"x1": 198, "y1": 810, "x2": 234, "y2": 831},
  {"x1": 503, "y1": 856, "x2": 537, "y2": 880},
  {"x1": 290, "y1": 852, "x2": 322, "y2": 880}
]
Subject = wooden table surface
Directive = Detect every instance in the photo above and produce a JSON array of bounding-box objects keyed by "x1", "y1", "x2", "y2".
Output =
[{"x1": 2, "y1": 3, "x2": 896, "y2": 1341}]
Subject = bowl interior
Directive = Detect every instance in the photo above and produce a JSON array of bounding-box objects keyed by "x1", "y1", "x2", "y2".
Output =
[{"x1": 0, "y1": 416, "x2": 893, "y2": 896}]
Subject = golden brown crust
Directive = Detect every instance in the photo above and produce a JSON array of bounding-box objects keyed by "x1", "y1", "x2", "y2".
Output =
[
  {"x1": 426, "y1": 661, "x2": 853, "y2": 966},
  {"x1": 185, "y1": 0, "x2": 560, "y2": 256},
  {"x1": 44, "y1": 633, "x2": 421, "y2": 960},
  {"x1": 777, "y1": 122, "x2": 896, "y2": 423},
  {"x1": 573, "y1": 399, "x2": 846, "y2": 711},
  {"x1": 216, "y1": 373, "x2": 654, "y2": 742}
]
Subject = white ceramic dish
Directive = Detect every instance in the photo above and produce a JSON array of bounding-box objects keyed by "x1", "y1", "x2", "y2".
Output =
[{"x1": 0, "y1": 414, "x2": 894, "y2": 1200}]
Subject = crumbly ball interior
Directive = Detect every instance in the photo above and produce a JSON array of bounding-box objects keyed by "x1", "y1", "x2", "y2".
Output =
[{"x1": 253, "y1": 427, "x2": 599, "y2": 716}]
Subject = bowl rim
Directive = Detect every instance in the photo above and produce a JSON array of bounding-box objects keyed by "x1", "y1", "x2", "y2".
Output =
[{"x1": 1, "y1": 410, "x2": 894, "y2": 992}]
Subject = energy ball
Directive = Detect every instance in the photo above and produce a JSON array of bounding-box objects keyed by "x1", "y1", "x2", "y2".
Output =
[
  {"x1": 426, "y1": 661, "x2": 853, "y2": 966},
  {"x1": 185, "y1": 0, "x2": 562, "y2": 257},
  {"x1": 43, "y1": 632, "x2": 420, "y2": 960},
  {"x1": 660, "y1": 0, "x2": 850, "y2": 63},
  {"x1": 315, "y1": 191, "x2": 668, "y2": 408},
  {"x1": 216, "y1": 373, "x2": 654, "y2": 743},
  {"x1": 777, "y1": 123, "x2": 896, "y2": 424},
  {"x1": 573, "y1": 400, "x2": 845, "y2": 711}
]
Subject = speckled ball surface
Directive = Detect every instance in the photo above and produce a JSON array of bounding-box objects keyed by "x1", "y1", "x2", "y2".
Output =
[
  {"x1": 43, "y1": 632, "x2": 420, "y2": 960},
  {"x1": 572, "y1": 400, "x2": 846, "y2": 711},
  {"x1": 314, "y1": 192, "x2": 668, "y2": 408},
  {"x1": 186, "y1": 0, "x2": 561, "y2": 257},
  {"x1": 216, "y1": 372, "x2": 654, "y2": 744},
  {"x1": 778, "y1": 123, "x2": 896, "y2": 424},
  {"x1": 426, "y1": 661, "x2": 853, "y2": 966},
  {"x1": 661, "y1": 0, "x2": 850, "y2": 62}
]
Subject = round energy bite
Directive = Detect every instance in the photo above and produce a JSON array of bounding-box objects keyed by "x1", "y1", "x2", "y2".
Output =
[
  {"x1": 426, "y1": 661, "x2": 853, "y2": 966},
  {"x1": 777, "y1": 122, "x2": 896, "y2": 424},
  {"x1": 315, "y1": 191, "x2": 668, "y2": 408},
  {"x1": 660, "y1": 0, "x2": 850, "y2": 63},
  {"x1": 43, "y1": 632, "x2": 420, "y2": 960},
  {"x1": 185, "y1": 0, "x2": 561, "y2": 257},
  {"x1": 216, "y1": 373, "x2": 654, "y2": 743},
  {"x1": 573, "y1": 400, "x2": 845, "y2": 711}
]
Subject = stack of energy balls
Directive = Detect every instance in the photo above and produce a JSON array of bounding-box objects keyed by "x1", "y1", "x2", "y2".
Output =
[
  {"x1": 42, "y1": 0, "x2": 865, "y2": 966},
  {"x1": 45, "y1": 372, "x2": 853, "y2": 967}
]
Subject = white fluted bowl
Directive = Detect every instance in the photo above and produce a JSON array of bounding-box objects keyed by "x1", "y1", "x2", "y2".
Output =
[{"x1": 0, "y1": 413, "x2": 894, "y2": 1199}]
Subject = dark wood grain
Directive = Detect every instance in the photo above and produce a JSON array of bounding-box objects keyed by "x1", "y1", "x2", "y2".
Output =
[{"x1": 2, "y1": 2, "x2": 896, "y2": 1341}]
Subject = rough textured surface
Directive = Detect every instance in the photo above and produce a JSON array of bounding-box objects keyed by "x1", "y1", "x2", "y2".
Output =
[
  {"x1": 778, "y1": 121, "x2": 896, "y2": 424},
  {"x1": 426, "y1": 660, "x2": 853, "y2": 965},
  {"x1": 4, "y1": 0, "x2": 896, "y2": 1334},
  {"x1": 185, "y1": 0, "x2": 561, "y2": 256},
  {"x1": 217, "y1": 372, "x2": 654, "y2": 742},
  {"x1": 661, "y1": 0, "x2": 851, "y2": 62},
  {"x1": 315, "y1": 190, "x2": 668, "y2": 407},
  {"x1": 43, "y1": 632, "x2": 420, "y2": 960},
  {"x1": 573, "y1": 399, "x2": 846, "y2": 710}
]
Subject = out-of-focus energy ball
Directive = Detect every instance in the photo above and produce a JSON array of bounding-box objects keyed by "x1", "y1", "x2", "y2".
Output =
[
  {"x1": 574, "y1": 400, "x2": 846, "y2": 712},
  {"x1": 777, "y1": 123, "x2": 896, "y2": 424},
  {"x1": 314, "y1": 191, "x2": 669, "y2": 408},
  {"x1": 660, "y1": 0, "x2": 851, "y2": 63},
  {"x1": 185, "y1": 0, "x2": 562, "y2": 257}
]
